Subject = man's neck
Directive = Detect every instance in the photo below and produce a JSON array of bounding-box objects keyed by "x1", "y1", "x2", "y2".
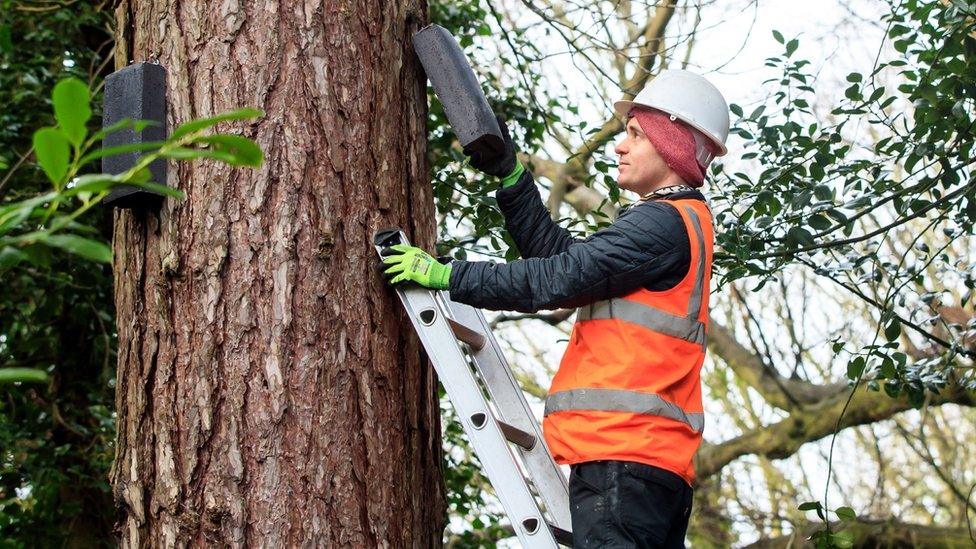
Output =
[
  {"x1": 654, "y1": 173, "x2": 686, "y2": 192},
  {"x1": 639, "y1": 172, "x2": 686, "y2": 195}
]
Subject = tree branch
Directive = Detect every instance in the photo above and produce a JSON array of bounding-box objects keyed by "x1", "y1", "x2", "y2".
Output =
[
  {"x1": 489, "y1": 308, "x2": 575, "y2": 329},
  {"x1": 708, "y1": 318, "x2": 847, "y2": 410},
  {"x1": 742, "y1": 519, "x2": 975, "y2": 548},
  {"x1": 695, "y1": 381, "x2": 976, "y2": 480}
]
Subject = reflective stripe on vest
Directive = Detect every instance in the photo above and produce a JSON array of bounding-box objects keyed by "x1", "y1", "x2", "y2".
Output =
[
  {"x1": 574, "y1": 206, "x2": 708, "y2": 348},
  {"x1": 545, "y1": 388, "x2": 705, "y2": 433},
  {"x1": 544, "y1": 204, "x2": 709, "y2": 433}
]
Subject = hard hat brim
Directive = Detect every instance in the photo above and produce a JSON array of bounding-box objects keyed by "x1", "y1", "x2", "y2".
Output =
[{"x1": 613, "y1": 100, "x2": 729, "y2": 157}]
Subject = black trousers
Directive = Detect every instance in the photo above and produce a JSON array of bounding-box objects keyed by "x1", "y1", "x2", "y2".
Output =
[{"x1": 568, "y1": 460, "x2": 693, "y2": 548}]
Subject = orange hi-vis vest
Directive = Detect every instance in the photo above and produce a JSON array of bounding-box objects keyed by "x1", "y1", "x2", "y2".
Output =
[{"x1": 542, "y1": 198, "x2": 713, "y2": 486}]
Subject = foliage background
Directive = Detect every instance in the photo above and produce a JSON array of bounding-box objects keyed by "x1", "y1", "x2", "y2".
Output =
[{"x1": 0, "y1": 3, "x2": 116, "y2": 545}]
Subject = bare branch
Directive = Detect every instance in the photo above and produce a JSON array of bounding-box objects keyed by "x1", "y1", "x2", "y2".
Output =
[
  {"x1": 708, "y1": 319, "x2": 847, "y2": 410},
  {"x1": 695, "y1": 381, "x2": 976, "y2": 480}
]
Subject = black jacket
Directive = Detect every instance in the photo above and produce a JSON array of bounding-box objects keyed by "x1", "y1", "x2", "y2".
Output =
[{"x1": 448, "y1": 169, "x2": 706, "y2": 313}]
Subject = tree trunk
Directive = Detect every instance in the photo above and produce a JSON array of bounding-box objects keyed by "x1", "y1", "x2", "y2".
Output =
[{"x1": 109, "y1": 1, "x2": 444, "y2": 546}]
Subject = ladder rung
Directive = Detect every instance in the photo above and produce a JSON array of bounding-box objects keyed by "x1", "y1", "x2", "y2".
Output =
[
  {"x1": 497, "y1": 419, "x2": 537, "y2": 451},
  {"x1": 447, "y1": 318, "x2": 486, "y2": 350},
  {"x1": 548, "y1": 523, "x2": 574, "y2": 547},
  {"x1": 470, "y1": 413, "x2": 537, "y2": 451}
]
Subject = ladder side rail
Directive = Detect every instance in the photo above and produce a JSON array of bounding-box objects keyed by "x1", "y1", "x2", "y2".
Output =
[
  {"x1": 393, "y1": 286, "x2": 559, "y2": 548},
  {"x1": 442, "y1": 297, "x2": 572, "y2": 530}
]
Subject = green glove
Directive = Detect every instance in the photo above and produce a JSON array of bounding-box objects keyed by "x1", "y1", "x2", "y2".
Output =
[
  {"x1": 500, "y1": 160, "x2": 524, "y2": 189},
  {"x1": 381, "y1": 244, "x2": 452, "y2": 290}
]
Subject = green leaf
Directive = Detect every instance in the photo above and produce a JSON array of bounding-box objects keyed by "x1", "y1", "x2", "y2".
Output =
[
  {"x1": 78, "y1": 140, "x2": 165, "y2": 165},
  {"x1": 884, "y1": 318, "x2": 901, "y2": 341},
  {"x1": 63, "y1": 174, "x2": 119, "y2": 197},
  {"x1": 808, "y1": 214, "x2": 831, "y2": 231},
  {"x1": 0, "y1": 191, "x2": 59, "y2": 234},
  {"x1": 52, "y1": 78, "x2": 92, "y2": 147},
  {"x1": 813, "y1": 184, "x2": 833, "y2": 201},
  {"x1": 831, "y1": 530, "x2": 855, "y2": 549},
  {"x1": 0, "y1": 24, "x2": 12, "y2": 54},
  {"x1": 785, "y1": 38, "x2": 799, "y2": 57},
  {"x1": 884, "y1": 380, "x2": 901, "y2": 398},
  {"x1": 194, "y1": 134, "x2": 264, "y2": 167},
  {"x1": 170, "y1": 108, "x2": 264, "y2": 140},
  {"x1": 787, "y1": 226, "x2": 815, "y2": 248},
  {"x1": 159, "y1": 147, "x2": 238, "y2": 164},
  {"x1": 129, "y1": 167, "x2": 152, "y2": 184},
  {"x1": 32, "y1": 127, "x2": 71, "y2": 184},
  {"x1": 0, "y1": 368, "x2": 49, "y2": 385},
  {"x1": 835, "y1": 506, "x2": 856, "y2": 521},
  {"x1": 0, "y1": 246, "x2": 27, "y2": 270},
  {"x1": 772, "y1": 30, "x2": 784, "y2": 43},
  {"x1": 798, "y1": 501, "x2": 822, "y2": 511},
  {"x1": 846, "y1": 356, "x2": 865, "y2": 380},
  {"x1": 129, "y1": 180, "x2": 185, "y2": 199},
  {"x1": 90, "y1": 118, "x2": 161, "y2": 143},
  {"x1": 880, "y1": 357, "x2": 897, "y2": 379},
  {"x1": 44, "y1": 234, "x2": 113, "y2": 263}
]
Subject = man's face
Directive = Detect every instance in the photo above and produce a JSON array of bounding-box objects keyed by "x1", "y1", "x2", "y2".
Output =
[{"x1": 614, "y1": 115, "x2": 671, "y2": 195}]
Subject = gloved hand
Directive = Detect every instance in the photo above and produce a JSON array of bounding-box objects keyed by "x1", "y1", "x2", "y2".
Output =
[
  {"x1": 465, "y1": 115, "x2": 520, "y2": 182},
  {"x1": 380, "y1": 244, "x2": 452, "y2": 290}
]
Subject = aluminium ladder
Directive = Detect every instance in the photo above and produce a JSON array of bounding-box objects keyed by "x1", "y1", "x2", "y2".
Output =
[{"x1": 374, "y1": 229, "x2": 573, "y2": 548}]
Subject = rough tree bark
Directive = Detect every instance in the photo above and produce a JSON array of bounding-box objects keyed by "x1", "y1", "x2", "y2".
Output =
[{"x1": 109, "y1": 1, "x2": 444, "y2": 546}]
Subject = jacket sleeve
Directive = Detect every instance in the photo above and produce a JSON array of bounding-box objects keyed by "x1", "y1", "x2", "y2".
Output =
[
  {"x1": 495, "y1": 169, "x2": 579, "y2": 258},
  {"x1": 448, "y1": 200, "x2": 691, "y2": 312}
]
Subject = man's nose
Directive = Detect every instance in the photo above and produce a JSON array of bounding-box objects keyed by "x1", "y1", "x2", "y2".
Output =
[{"x1": 614, "y1": 139, "x2": 626, "y2": 156}]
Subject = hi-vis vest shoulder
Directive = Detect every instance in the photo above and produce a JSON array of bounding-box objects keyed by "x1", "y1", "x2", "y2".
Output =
[{"x1": 542, "y1": 198, "x2": 713, "y2": 486}]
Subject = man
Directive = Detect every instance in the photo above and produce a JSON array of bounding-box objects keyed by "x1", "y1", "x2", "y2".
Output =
[{"x1": 381, "y1": 69, "x2": 730, "y2": 548}]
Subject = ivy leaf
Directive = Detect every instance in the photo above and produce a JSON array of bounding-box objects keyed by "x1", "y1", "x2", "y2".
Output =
[
  {"x1": 52, "y1": 77, "x2": 92, "y2": 147},
  {"x1": 32, "y1": 127, "x2": 71, "y2": 184}
]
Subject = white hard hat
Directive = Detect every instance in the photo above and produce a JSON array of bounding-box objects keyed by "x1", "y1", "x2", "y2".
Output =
[{"x1": 614, "y1": 69, "x2": 730, "y2": 168}]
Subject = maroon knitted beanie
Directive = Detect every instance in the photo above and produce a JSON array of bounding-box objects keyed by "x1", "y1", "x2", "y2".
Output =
[{"x1": 631, "y1": 107, "x2": 708, "y2": 187}]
